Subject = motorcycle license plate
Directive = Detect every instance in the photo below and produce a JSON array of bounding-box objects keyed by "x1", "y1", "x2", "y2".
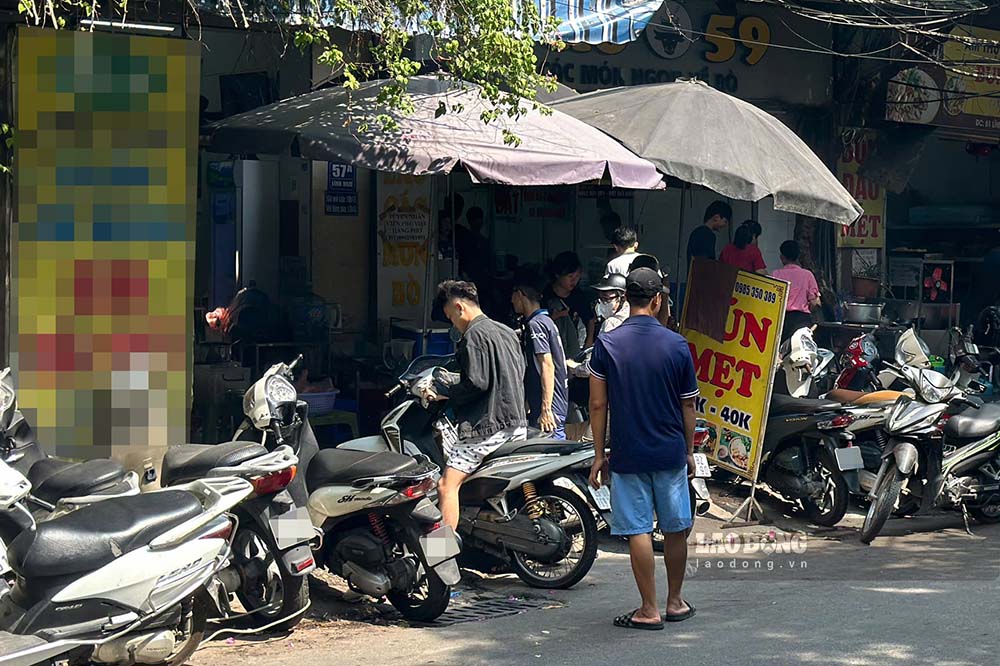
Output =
[
  {"x1": 420, "y1": 525, "x2": 461, "y2": 586},
  {"x1": 268, "y1": 504, "x2": 316, "y2": 550},
  {"x1": 588, "y1": 485, "x2": 612, "y2": 511},
  {"x1": 693, "y1": 453, "x2": 711, "y2": 478},
  {"x1": 420, "y1": 525, "x2": 461, "y2": 566},
  {"x1": 834, "y1": 446, "x2": 865, "y2": 472}
]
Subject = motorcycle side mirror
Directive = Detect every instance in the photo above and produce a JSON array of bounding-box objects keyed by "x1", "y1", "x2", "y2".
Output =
[
  {"x1": 448, "y1": 327, "x2": 462, "y2": 344},
  {"x1": 954, "y1": 394, "x2": 984, "y2": 410}
]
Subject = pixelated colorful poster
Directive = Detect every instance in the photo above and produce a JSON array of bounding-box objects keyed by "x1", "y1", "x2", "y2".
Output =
[{"x1": 12, "y1": 27, "x2": 198, "y2": 463}]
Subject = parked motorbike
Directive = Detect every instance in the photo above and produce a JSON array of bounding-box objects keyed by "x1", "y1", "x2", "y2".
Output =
[
  {"x1": 0, "y1": 458, "x2": 254, "y2": 665},
  {"x1": 756, "y1": 393, "x2": 863, "y2": 526},
  {"x1": 834, "y1": 324, "x2": 986, "y2": 395},
  {"x1": 774, "y1": 327, "x2": 836, "y2": 398},
  {"x1": 860, "y1": 365, "x2": 1000, "y2": 544},
  {"x1": 0, "y1": 368, "x2": 140, "y2": 521},
  {"x1": 569, "y1": 426, "x2": 714, "y2": 534},
  {"x1": 341, "y1": 354, "x2": 600, "y2": 590},
  {"x1": 0, "y1": 366, "x2": 316, "y2": 632},
  {"x1": 235, "y1": 357, "x2": 461, "y2": 621}
]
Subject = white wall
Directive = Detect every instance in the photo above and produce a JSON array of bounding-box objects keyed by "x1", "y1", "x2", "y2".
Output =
[{"x1": 197, "y1": 28, "x2": 311, "y2": 115}]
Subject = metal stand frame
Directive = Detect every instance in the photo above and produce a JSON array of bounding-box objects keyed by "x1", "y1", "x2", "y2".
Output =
[{"x1": 722, "y1": 482, "x2": 766, "y2": 528}]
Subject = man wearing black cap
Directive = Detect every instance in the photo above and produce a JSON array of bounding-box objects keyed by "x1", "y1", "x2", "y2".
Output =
[{"x1": 587, "y1": 267, "x2": 699, "y2": 630}]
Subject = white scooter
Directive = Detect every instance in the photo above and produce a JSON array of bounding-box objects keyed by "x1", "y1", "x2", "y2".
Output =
[
  {"x1": 234, "y1": 357, "x2": 462, "y2": 622},
  {"x1": 340, "y1": 355, "x2": 600, "y2": 590},
  {"x1": 0, "y1": 459, "x2": 253, "y2": 666},
  {"x1": 776, "y1": 327, "x2": 836, "y2": 398},
  {"x1": 0, "y1": 367, "x2": 314, "y2": 633}
]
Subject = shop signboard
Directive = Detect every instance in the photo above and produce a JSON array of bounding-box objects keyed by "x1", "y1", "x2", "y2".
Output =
[
  {"x1": 376, "y1": 173, "x2": 432, "y2": 324},
  {"x1": 325, "y1": 162, "x2": 359, "y2": 216},
  {"x1": 889, "y1": 256, "x2": 923, "y2": 288},
  {"x1": 680, "y1": 270, "x2": 788, "y2": 480},
  {"x1": 886, "y1": 25, "x2": 1000, "y2": 137},
  {"x1": 539, "y1": 0, "x2": 832, "y2": 105},
  {"x1": 836, "y1": 130, "x2": 886, "y2": 248}
]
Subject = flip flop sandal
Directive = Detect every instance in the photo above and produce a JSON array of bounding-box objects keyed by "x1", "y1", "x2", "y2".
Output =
[
  {"x1": 664, "y1": 600, "x2": 696, "y2": 623},
  {"x1": 613, "y1": 610, "x2": 664, "y2": 631}
]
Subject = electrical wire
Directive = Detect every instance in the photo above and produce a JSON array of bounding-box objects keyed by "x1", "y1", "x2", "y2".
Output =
[{"x1": 201, "y1": 599, "x2": 313, "y2": 644}]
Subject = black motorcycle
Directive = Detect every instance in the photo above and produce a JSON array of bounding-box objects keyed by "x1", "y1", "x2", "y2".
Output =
[{"x1": 756, "y1": 394, "x2": 862, "y2": 526}]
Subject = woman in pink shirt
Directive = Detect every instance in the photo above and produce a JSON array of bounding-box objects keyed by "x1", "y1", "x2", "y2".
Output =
[
  {"x1": 771, "y1": 240, "x2": 821, "y2": 342},
  {"x1": 719, "y1": 221, "x2": 766, "y2": 274}
]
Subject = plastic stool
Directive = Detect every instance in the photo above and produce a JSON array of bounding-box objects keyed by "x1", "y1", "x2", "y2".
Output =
[{"x1": 310, "y1": 410, "x2": 359, "y2": 439}]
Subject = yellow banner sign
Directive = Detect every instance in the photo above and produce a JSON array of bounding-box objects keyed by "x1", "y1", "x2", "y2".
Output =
[
  {"x1": 836, "y1": 130, "x2": 886, "y2": 248},
  {"x1": 886, "y1": 25, "x2": 1000, "y2": 135},
  {"x1": 377, "y1": 175, "x2": 432, "y2": 323},
  {"x1": 681, "y1": 270, "x2": 788, "y2": 480}
]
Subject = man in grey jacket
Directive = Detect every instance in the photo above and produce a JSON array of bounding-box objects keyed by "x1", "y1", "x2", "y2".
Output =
[{"x1": 426, "y1": 280, "x2": 528, "y2": 530}]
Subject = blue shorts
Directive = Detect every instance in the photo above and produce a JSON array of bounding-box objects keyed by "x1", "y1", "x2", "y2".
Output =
[{"x1": 609, "y1": 467, "x2": 693, "y2": 536}]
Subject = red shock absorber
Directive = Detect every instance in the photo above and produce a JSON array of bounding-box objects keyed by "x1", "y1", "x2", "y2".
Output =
[{"x1": 368, "y1": 513, "x2": 390, "y2": 545}]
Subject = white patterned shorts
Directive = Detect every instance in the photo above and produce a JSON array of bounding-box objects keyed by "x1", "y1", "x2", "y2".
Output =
[{"x1": 445, "y1": 426, "x2": 528, "y2": 475}]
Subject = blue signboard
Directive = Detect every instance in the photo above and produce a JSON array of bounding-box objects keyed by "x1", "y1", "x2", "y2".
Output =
[{"x1": 326, "y1": 162, "x2": 359, "y2": 216}]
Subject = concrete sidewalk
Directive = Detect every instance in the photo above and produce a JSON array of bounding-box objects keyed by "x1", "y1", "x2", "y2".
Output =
[{"x1": 189, "y1": 502, "x2": 1000, "y2": 666}]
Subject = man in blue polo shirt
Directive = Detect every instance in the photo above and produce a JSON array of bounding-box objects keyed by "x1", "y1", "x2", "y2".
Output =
[
  {"x1": 588, "y1": 267, "x2": 699, "y2": 631},
  {"x1": 512, "y1": 266, "x2": 568, "y2": 439}
]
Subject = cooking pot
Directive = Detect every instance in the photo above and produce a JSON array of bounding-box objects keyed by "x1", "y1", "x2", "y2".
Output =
[{"x1": 844, "y1": 302, "x2": 884, "y2": 324}]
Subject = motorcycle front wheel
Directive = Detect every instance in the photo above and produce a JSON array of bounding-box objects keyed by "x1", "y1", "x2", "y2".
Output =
[
  {"x1": 511, "y1": 486, "x2": 598, "y2": 589},
  {"x1": 860, "y1": 465, "x2": 904, "y2": 545},
  {"x1": 801, "y1": 450, "x2": 849, "y2": 527},
  {"x1": 970, "y1": 501, "x2": 1000, "y2": 524}
]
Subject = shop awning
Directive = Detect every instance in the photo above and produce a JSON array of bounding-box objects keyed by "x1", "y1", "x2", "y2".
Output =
[
  {"x1": 206, "y1": 76, "x2": 664, "y2": 189},
  {"x1": 540, "y1": 0, "x2": 665, "y2": 45},
  {"x1": 554, "y1": 79, "x2": 864, "y2": 225},
  {"x1": 193, "y1": 1, "x2": 665, "y2": 45}
]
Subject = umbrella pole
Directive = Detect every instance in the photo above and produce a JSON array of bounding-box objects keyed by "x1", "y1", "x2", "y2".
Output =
[
  {"x1": 674, "y1": 183, "x2": 687, "y2": 297},
  {"x1": 450, "y1": 173, "x2": 457, "y2": 278},
  {"x1": 422, "y1": 178, "x2": 437, "y2": 356}
]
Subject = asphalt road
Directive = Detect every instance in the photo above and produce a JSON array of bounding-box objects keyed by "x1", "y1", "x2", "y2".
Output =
[{"x1": 189, "y1": 501, "x2": 1000, "y2": 666}]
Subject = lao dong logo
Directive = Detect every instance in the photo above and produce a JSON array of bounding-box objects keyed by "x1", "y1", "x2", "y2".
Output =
[{"x1": 694, "y1": 532, "x2": 808, "y2": 556}]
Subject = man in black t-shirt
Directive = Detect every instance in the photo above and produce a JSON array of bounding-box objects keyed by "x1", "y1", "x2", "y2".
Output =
[{"x1": 686, "y1": 200, "x2": 732, "y2": 271}]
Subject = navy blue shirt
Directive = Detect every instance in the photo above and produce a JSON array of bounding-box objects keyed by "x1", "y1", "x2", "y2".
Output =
[
  {"x1": 522, "y1": 310, "x2": 568, "y2": 430},
  {"x1": 587, "y1": 315, "x2": 699, "y2": 473}
]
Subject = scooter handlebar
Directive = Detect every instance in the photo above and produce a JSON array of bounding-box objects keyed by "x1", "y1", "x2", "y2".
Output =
[{"x1": 385, "y1": 383, "x2": 403, "y2": 398}]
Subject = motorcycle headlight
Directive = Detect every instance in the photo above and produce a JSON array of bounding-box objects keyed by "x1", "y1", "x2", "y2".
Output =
[
  {"x1": 0, "y1": 384, "x2": 13, "y2": 412},
  {"x1": 918, "y1": 373, "x2": 945, "y2": 404},
  {"x1": 265, "y1": 376, "x2": 297, "y2": 405}
]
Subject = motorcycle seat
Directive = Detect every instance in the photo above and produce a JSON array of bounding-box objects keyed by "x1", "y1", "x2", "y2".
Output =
[
  {"x1": 483, "y1": 437, "x2": 587, "y2": 463},
  {"x1": 769, "y1": 394, "x2": 841, "y2": 416},
  {"x1": 944, "y1": 403, "x2": 1000, "y2": 440},
  {"x1": 28, "y1": 457, "x2": 128, "y2": 506},
  {"x1": 161, "y1": 440, "x2": 268, "y2": 486},
  {"x1": 7, "y1": 490, "x2": 203, "y2": 579},
  {"x1": 306, "y1": 448, "x2": 419, "y2": 490}
]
